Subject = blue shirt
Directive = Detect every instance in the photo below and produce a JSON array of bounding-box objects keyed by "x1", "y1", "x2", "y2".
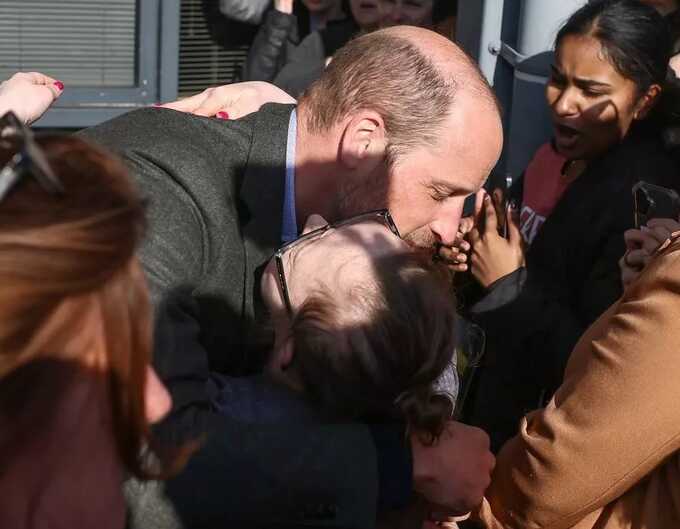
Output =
[{"x1": 282, "y1": 109, "x2": 298, "y2": 243}]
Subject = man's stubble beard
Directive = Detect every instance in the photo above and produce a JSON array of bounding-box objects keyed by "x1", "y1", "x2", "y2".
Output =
[
  {"x1": 336, "y1": 169, "x2": 439, "y2": 257},
  {"x1": 336, "y1": 166, "x2": 390, "y2": 221},
  {"x1": 403, "y1": 227, "x2": 438, "y2": 254}
]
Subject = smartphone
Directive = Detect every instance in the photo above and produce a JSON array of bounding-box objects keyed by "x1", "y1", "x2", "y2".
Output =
[{"x1": 632, "y1": 181, "x2": 680, "y2": 228}]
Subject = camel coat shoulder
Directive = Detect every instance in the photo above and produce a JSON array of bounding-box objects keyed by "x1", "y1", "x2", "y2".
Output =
[{"x1": 478, "y1": 236, "x2": 680, "y2": 529}]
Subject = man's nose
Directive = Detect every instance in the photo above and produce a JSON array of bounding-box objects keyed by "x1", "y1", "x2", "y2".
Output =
[{"x1": 429, "y1": 201, "x2": 463, "y2": 246}]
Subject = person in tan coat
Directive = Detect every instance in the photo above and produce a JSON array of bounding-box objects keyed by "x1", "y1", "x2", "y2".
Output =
[{"x1": 476, "y1": 227, "x2": 680, "y2": 528}]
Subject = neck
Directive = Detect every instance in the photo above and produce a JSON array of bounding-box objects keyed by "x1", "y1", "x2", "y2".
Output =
[{"x1": 294, "y1": 108, "x2": 343, "y2": 228}]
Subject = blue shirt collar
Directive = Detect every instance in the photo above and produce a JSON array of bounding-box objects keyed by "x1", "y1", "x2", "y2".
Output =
[{"x1": 282, "y1": 109, "x2": 298, "y2": 243}]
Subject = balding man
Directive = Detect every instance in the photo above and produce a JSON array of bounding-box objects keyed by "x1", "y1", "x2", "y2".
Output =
[{"x1": 84, "y1": 26, "x2": 502, "y2": 528}]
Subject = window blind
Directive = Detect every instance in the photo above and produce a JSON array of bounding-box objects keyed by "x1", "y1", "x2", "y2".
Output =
[
  {"x1": 179, "y1": 0, "x2": 248, "y2": 97},
  {"x1": 0, "y1": 0, "x2": 137, "y2": 87}
]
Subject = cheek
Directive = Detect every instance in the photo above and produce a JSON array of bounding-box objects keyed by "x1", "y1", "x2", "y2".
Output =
[
  {"x1": 584, "y1": 100, "x2": 633, "y2": 140},
  {"x1": 386, "y1": 187, "x2": 428, "y2": 234}
]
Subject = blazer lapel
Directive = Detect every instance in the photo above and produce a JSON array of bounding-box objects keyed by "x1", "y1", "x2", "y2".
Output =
[{"x1": 239, "y1": 103, "x2": 296, "y2": 329}]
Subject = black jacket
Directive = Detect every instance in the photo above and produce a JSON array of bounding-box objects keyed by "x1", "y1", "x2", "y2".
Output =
[
  {"x1": 243, "y1": 9, "x2": 357, "y2": 97},
  {"x1": 464, "y1": 130, "x2": 680, "y2": 451}
]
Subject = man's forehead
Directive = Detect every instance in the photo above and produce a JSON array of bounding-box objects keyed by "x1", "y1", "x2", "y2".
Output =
[{"x1": 442, "y1": 94, "x2": 502, "y2": 158}]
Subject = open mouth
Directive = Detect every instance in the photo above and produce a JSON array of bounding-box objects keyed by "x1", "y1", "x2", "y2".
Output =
[{"x1": 554, "y1": 123, "x2": 582, "y2": 149}]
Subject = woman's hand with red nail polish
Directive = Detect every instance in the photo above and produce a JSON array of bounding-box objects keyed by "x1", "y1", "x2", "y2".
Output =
[
  {"x1": 0, "y1": 71, "x2": 64, "y2": 125},
  {"x1": 159, "y1": 81, "x2": 295, "y2": 120}
]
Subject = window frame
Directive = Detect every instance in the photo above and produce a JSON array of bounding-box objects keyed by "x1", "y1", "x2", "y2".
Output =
[{"x1": 31, "y1": 0, "x2": 180, "y2": 128}]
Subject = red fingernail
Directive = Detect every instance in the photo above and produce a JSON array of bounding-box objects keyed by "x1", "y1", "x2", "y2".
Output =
[
  {"x1": 216, "y1": 111, "x2": 229, "y2": 120},
  {"x1": 152, "y1": 103, "x2": 161, "y2": 107},
  {"x1": 54, "y1": 81, "x2": 64, "y2": 91}
]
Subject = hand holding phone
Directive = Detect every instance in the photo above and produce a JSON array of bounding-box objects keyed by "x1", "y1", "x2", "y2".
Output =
[{"x1": 632, "y1": 181, "x2": 680, "y2": 228}]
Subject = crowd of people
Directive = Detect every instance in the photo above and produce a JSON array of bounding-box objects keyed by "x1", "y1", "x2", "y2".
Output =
[{"x1": 2, "y1": 0, "x2": 680, "y2": 528}]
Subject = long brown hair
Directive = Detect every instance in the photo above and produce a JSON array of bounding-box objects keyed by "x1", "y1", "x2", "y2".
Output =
[{"x1": 0, "y1": 135, "x2": 173, "y2": 478}]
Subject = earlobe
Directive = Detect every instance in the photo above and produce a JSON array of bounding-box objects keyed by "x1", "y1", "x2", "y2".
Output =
[{"x1": 634, "y1": 84, "x2": 662, "y2": 120}]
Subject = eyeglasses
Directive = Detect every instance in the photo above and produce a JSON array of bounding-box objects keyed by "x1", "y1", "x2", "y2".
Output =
[
  {"x1": 0, "y1": 111, "x2": 63, "y2": 203},
  {"x1": 274, "y1": 209, "x2": 401, "y2": 316}
]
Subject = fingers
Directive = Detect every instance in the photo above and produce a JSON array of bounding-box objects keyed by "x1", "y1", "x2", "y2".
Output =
[
  {"x1": 491, "y1": 187, "x2": 504, "y2": 206},
  {"x1": 506, "y1": 204, "x2": 522, "y2": 246},
  {"x1": 482, "y1": 195, "x2": 498, "y2": 234},
  {"x1": 643, "y1": 224, "x2": 672, "y2": 243},
  {"x1": 646, "y1": 218, "x2": 680, "y2": 232},
  {"x1": 623, "y1": 228, "x2": 662, "y2": 255},
  {"x1": 619, "y1": 248, "x2": 651, "y2": 288},
  {"x1": 473, "y1": 189, "x2": 485, "y2": 219},
  {"x1": 623, "y1": 228, "x2": 647, "y2": 250},
  {"x1": 624, "y1": 248, "x2": 650, "y2": 269},
  {"x1": 159, "y1": 88, "x2": 211, "y2": 113},
  {"x1": 22, "y1": 71, "x2": 58, "y2": 87},
  {"x1": 437, "y1": 245, "x2": 469, "y2": 272},
  {"x1": 192, "y1": 86, "x2": 238, "y2": 117},
  {"x1": 458, "y1": 216, "x2": 474, "y2": 236},
  {"x1": 159, "y1": 86, "x2": 232, "y2": 118}
]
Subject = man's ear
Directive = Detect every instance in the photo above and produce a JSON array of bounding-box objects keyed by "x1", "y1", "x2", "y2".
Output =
[
  {"x1": 338, "y1": 111, "x2": 387, "y2": 172},
  {"x1": 634, "y1": 83, "x2": 662, "y2": 121}
]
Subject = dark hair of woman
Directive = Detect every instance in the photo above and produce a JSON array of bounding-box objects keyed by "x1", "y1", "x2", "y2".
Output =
[
  {"x1": 556, "y1": 0, "x2": 680, "y2": 149},
  {"x1": 0, "y1": 135, "x2": 188, "y2": 479}
]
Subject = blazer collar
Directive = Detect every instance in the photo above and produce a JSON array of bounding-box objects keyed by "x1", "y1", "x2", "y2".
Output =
[{"x1": 239, "y1": 103, "x2": 296, "y2": 324}]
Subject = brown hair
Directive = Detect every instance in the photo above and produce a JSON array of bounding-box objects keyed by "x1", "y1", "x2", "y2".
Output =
[
  {"x1": 290, "y1": 252, "x2": 456, "y2": 443},
  {"x1": 299, "y1": 30, "x2": 457, "y2": 163},
  {"x1": 0, "y1": 135, "x2": 179, "y2": 478}
]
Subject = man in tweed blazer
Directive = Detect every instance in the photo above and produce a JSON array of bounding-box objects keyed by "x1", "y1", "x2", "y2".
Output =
[{"x1": 83, "y1": 26, "x2": 502, "y2": 528}]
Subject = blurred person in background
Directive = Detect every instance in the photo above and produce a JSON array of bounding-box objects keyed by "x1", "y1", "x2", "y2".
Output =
[
  {"x1": 242, "y1": 0, "x2": 349, "y2": 87},
  {"x1": 0, "y1": 78, "x2": 182, "y2": 526},
  {"x1": 271, "y1": 0, "x2": 384, "y2": 96},
  {"x1": 458, "y1": 0, "x2": 680, "y2": 451},
  {"x1": 381, "y1": 0, "x2": 436, "y2": 28}
]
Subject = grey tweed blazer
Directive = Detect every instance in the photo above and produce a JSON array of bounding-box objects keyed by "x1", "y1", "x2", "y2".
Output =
[{"x1": 82, "y1": 105, "x2": 378, "y2": 528}]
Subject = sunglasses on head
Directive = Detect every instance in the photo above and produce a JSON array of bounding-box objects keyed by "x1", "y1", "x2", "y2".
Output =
[{"x1": 0, "y1": 111, "x2": 63, "y2": 203}]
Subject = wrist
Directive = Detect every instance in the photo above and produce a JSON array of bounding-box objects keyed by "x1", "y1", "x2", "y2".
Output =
[{"x1": 274, "y1": 0, "x2": 293, "y2": 14}]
